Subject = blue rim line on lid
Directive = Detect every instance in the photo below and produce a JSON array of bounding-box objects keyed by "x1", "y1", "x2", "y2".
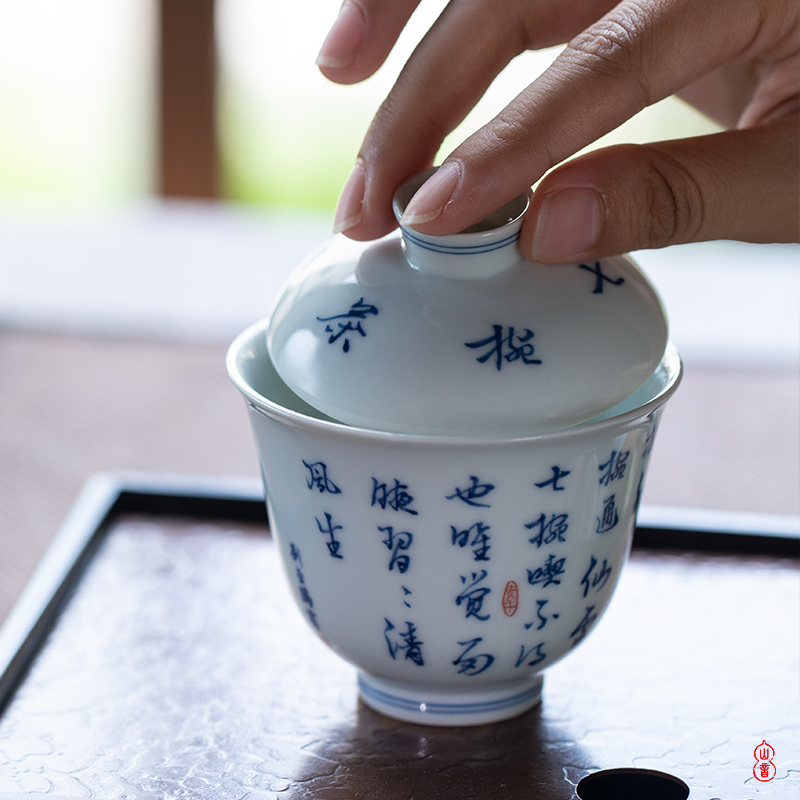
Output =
[
  {"x1": 358, "y1": 676, "x2": 541, "y2": 716},
  {"x1": 402, "y1": 229, "x2": 520, "y2": 255}
]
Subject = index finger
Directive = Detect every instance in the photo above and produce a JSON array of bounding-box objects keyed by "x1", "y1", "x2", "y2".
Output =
[
  {"x1": 335, "y1": 0, "x2": 618, "y2": 239},
  {"x1": 401, "y1": 0, "x2": 786, "y2": 235}
]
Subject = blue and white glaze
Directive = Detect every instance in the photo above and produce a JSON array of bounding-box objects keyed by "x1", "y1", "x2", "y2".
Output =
[
  {"x1": 227, "y1": 321, "x2": 682, "y2": 726},
  {"x1": 266, "y1": 171, "x2": 669, "y2": 436}
]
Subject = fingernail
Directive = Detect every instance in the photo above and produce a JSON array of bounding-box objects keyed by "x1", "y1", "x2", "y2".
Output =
[
  {"x1": 400, "y1": 162, "x2": 461, "y2": 227},
  {"x1": 531, "y1": 188, "x2": 602, "y2": 262},
  {"x1": 333, "y1": 160, "x2": 366, "y2": 234},
  {"x1": 316, "y1": 1, "x2": 364, "y2": 69}
]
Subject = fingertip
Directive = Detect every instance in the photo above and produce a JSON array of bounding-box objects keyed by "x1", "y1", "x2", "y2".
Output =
[
  {"x1": 526, "y1": 187, "x2": 604, "y2": 263},
  {"x1": 332, "y1": 158, "x2": 405, "y2": 241},
  {"x1": 338, "y1": 210, "x2": 400, "y2": 242},
  {"x1": 398, "y1": 162, "x2": 462, "y2": 228},
  {"x1": 332, "y1": 161, "x2": 366, "y2": 235},
  {"x1": 316, "y1": 0, "x2": 422, "y2": 85},
  {"x1": 316, "y1": 1, "x2": 364, "y2": 72}
]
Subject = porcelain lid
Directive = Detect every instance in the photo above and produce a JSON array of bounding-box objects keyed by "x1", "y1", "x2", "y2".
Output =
[{"x1": 266, "y1": 171, "x2": 669, "y2": 435}]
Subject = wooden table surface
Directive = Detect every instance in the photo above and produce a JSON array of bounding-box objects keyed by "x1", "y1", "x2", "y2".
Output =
[{"x1": 0, "y1": 498, "x2": 795, "y2": 799}]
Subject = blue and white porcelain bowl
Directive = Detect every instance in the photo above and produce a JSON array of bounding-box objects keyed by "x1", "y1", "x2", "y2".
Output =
[
  {"x1": 230, "y1": 174, "x2": 680, "y2": 725},
  {"x1": 227, "y1": 320, "x2": 681, "y2": 726}
]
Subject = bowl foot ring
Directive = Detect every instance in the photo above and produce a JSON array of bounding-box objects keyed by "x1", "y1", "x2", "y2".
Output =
[{"x1": 357, "y1": 672, "x2": 543, "y2": 726}]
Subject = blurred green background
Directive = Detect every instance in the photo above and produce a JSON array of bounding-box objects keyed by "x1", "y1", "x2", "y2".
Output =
[{"x1": 0, "y1": 0, "x2": 719, "y2": 215}]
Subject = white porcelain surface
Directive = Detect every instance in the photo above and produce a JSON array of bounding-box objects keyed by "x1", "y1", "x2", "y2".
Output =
[
  {"x1": 267, "y1": 172, "x2": 669, "y2": 436},
  {"x1": 228, "y1": 319, "x2": 682, "y2": 726}
]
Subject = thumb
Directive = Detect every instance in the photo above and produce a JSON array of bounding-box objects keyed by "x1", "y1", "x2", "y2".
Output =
[{"x1": 522, "y1": 115, "x2": 799, "y2": 263}]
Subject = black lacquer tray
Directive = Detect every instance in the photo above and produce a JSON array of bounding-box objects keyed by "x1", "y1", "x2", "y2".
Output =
[{"x1": 0, "y1": 472, "x2": 797, "y2": 799}]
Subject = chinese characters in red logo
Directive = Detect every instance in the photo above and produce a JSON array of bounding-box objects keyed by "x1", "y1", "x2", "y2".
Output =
[{"x1": 753, "y1": 740, "x2": 776, "y2": 782}]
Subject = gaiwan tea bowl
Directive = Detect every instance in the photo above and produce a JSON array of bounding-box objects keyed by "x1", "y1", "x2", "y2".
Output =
[{"x1": 226, "y1": 320, "x2": 682, "y2": 726}]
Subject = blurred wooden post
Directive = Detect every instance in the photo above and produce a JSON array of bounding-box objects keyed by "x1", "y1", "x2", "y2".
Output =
[{"x1": 157, "y1": 0, "x2": 219, "y2": 198}]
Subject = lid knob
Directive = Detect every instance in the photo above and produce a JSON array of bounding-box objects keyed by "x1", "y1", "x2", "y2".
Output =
[{"x1": 392, "y1": 168, "x2": 530, "y2": 280}]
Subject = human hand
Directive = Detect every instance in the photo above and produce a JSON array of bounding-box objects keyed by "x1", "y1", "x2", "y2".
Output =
[{"x1": 317, "y1": 0, "x2": 799, "y2": 262}]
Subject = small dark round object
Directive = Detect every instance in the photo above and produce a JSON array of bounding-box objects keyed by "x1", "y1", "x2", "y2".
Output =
[{"x1": 576, "y1": 767, "x2": 690, "y2": 800}]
